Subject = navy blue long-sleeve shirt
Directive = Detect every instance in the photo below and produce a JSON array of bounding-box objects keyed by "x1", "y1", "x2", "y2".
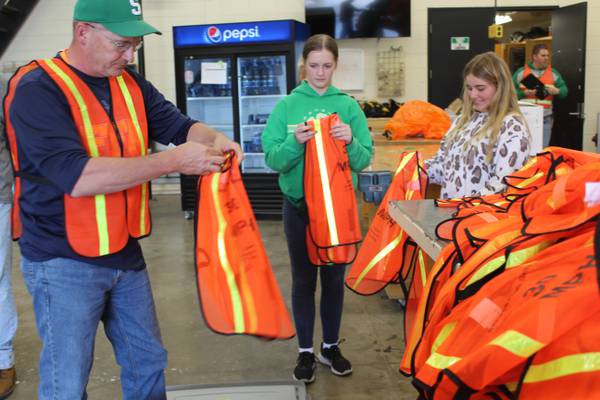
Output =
[{"x1": 10, "y1": 61, "x2": 195, "y2": 269}]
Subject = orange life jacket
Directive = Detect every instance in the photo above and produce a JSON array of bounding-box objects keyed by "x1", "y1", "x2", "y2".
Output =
[
  {"x1": 345, "y1": 151, "x2": 428, "y2": 294},
  {"x1": 3, "y1": 54, "x2": 151, "y2": 256},
  {"x1": 522, "y1": 63, "x2": 554, "y2": 109},
  {"x1": 195, "y1": 154, "x2": 295, "y2": 339},
  {"x1": 304, "y1": 113, "x2": 362, "y2": 265}
]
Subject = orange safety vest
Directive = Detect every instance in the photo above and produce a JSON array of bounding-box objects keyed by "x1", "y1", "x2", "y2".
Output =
[
  {"x1": 516, "y1": 311, "x2": 600, "y2": 399},
  {"x1": 401, "y1": 147, "x2": 600, "y2": 380},
  {"x1": 3, "y1": 62, "x2": 38, "y2": 240},
  {"x1": 345, "y1": 151, "x2": 428, "y2": 294},
  {"x1": 413, "y1": 228, "x2": 597, "y2": 399},
  {"x1": 304, "y1": 113, "x2": 362, "y2": 265},
  {"x1": 3, "y1": 54, "x2": 151, "y2": 256},
  {"x1": 195, "y1": 153, "x2": 295, "y2": 339},
  {"x1": 522, "y1": 63, "x2": 554, "y2": 109}
]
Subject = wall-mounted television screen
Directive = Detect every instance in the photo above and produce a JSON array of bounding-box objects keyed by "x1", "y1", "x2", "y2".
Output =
[{"x1": 305, "y1": 0, "x2": 411, "y2": 39}]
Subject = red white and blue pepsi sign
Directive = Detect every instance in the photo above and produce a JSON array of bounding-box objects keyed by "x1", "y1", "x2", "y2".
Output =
[{"x1": 174, "y1": 20, "x2": 293, "y2": 47}]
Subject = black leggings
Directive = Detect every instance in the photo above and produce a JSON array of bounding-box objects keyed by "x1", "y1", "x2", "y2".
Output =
[{"x1": 283, "y1": 198, "x2": 346, "y2": 349}]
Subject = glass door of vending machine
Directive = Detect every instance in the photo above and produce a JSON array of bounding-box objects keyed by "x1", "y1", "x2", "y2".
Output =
[
  {"x1": 237, "y1": 54, "x2": 287, "y2": 173},
  {"x1": 183, "y1": 56, "x2": 234, "y2": 140}
]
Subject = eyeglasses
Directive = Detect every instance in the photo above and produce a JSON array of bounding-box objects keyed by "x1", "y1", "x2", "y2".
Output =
[{"x1": 86, "y1": 23, "x2": 143, "y2": 53}]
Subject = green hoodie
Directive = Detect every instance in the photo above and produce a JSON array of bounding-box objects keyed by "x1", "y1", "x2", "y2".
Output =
[{"x1": 262, "y1": 81, "x2": 372, "y2": 208}]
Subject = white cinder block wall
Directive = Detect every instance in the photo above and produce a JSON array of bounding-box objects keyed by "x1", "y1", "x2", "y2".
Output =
[{"x1": 1, "y1": 0, "x2": 597, "y2": 151}]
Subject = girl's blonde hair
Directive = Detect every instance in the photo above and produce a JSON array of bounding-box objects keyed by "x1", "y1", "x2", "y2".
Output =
[
  {"x1": 298, "y1": 34, "x2": 338, "y2": 81},
  {"x1": 448, "y1": 51, "x2": 528, "y2": 162}
]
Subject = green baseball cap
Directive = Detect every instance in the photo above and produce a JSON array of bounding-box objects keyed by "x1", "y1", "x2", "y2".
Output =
[{"x1": 74, "y1": 0, "x2": 161, "y2": 37}]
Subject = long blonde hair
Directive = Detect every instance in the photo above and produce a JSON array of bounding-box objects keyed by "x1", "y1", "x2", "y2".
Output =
[{"x1": 449, "y1": 52, "x2": 527, "y2": 162}]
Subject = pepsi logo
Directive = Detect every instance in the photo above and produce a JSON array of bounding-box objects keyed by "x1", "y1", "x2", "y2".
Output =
[{"x1": 207, "y1": 26, "x2": 222, "y2": 43}]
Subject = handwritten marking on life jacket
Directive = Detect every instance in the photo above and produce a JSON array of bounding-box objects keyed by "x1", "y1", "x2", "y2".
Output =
[
  {"x1": 232, "y1": 218, "x2": 257, "y2": 236},
  {"x1": 523, "y1": 268, "x2": 590, "y2": 299},
  {"x1": 225, "y1": 198, "x2": 240, "y2": 213},
  {"x1": 337, "y1": 161, "x2": 349, "y2": 172},
  {"x1": 196, "y1": 248, "x2": 211, "y2": 268},
  {"x1": 376, "y1": 208, "x2": 397, "y2": 228}
]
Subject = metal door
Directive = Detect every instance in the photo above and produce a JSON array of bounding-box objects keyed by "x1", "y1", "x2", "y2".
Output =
[
  {"x1": 550, "y1": 2, "x2": 587, "y2": 150},
  {"x1": 427, "y1": 8, "x2": 495, "y2": 108}
]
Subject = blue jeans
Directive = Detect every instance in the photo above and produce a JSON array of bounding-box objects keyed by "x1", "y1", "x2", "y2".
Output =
[
  {"x1": 283, "y1": 199, "x2": 346, "y2": 349},
  {"x1": 0, "y1": 202, "x2": 16, "y2": 370},
  {"x1": 20, "y1": 257, "x2": 167, "y2": 400}
]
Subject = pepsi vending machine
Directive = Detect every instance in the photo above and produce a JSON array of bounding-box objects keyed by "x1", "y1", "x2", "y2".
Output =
[{"x1": 173, "y1": 20, "x2": 309, "y2": 218}]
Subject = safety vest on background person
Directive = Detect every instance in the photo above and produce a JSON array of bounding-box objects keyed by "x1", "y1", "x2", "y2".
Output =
[
  {"x1": 195, "y1": 153, "x2": 294, "y2": 339},
  {"x1": 3, "y1": 53, "x2": 151, "y2": 257},
  {"x1": 304, "y1": 113, "x2": 362, "y2": 265},
  {"x1": 522, "y1": 63, "x2": 555, "y2": 109}
]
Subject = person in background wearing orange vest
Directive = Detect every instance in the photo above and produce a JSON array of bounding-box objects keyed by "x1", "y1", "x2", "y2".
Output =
[
  {"x1": 0, "y1": 93, "x2": 17, "y2": 399},
  {"x1": 425, "y1": 52, "x2": 531, "y2": 199},
  {"x1": 512, "y1": 44, "x2": 568, "y2": 148},
  {"x1": 262, "y1": 34, "x2": 372, "y2": 384},
  {"x1": 4, "y1": 0, "x2": 241, "y2": 399}
]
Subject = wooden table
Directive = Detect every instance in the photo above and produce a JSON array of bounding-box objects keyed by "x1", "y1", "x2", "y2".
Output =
[{"x1": 387, "y1": 199, "x2": 454, "y2": 259}]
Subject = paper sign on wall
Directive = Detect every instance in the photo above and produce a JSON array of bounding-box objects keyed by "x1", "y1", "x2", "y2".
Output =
[
  {"x1": 332, "y1": 48, "x2": 364, "y2": 91},
  {"x1": 200, "y1": 61, "x2": 227, "y2": 84},
  {"x1": 451, "y1": 37, "x2": 470, "y2": 51}
]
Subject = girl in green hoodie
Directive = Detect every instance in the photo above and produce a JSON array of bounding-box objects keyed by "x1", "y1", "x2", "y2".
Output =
[{"x1": 262, "y1": 34, "x2": 372, "y2": 383}]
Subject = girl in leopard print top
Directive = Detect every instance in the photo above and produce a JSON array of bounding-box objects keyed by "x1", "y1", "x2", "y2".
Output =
[{"x1": 425, "y1": 52, "x2": 531, "y2": 199}]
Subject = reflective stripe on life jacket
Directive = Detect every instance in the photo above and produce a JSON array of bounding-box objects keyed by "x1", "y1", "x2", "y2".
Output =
[
  {"x1": 522, "y1": 64, "x2": 554, "y2": 109},
  {"x1": 304, "y1": 113, "x2": 362, "y2": 265},
  {"x1": 4, "y1": 55, "x2": 151, "y2": 256},
  {"x1": 195, "y1": 154, "x2": 294, "y2": 339}
]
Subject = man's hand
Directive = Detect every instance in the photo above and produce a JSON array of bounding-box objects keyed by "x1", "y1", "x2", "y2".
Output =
[
  {"x1": 214, "y1": 133, "x2": 244, "y2": 161},
  {"x1": 523, "y1": 88, "x2": 537, "y2": 97},
  {"x1": 544, "y1": 84, "x2": 560, "y2": 96},
  {"x1": 171, "y1": 141, "x2": 225, "y2": 176}
]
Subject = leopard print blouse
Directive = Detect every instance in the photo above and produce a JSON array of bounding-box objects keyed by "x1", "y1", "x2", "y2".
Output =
[{"x1": 424, "y1": 112, "x2": 530, "y2": 199}]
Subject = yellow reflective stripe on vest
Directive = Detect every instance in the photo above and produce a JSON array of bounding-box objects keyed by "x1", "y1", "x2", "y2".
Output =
[
  {"x1": 467, "y1": 254, "x2": 506, "y2": 286},
  {"x1": 394, "y1": 151, "x2": 415, "y2": 176},
  {"x1": 524, "y1": 352, "x2": 600, "y2": 383},
  {"x1": 506, "y1": 241, "x2": 553, "y2": 269},
  {"x1": 115, "y1": 75, "x2": 148, "y2": 235},
  {"x1": 418, "y1": 250, "x2": 427, "y2": 288},
  {"x1": 489, "y1": 330, "x2": 544, "y2": 357},
  {"x1": 313, "y1": 119, "x2": 339, "y2": 245},
  {"x1": 515, "y1": 171, "x2": 545, "y2": 189},
  {"x1": 44, "y1": 59, "x2": 110, "y2": 255},
  {"x1": 432, "y1": 322, "x2": 456, "y2": 354},
  {"x1": 351, "y1": 231, "x2": 404, "y2": 290},
  {"x1": 211, "y1": 173, "x2": 245, "y2": 333},
  {"x1": 426, "y1": 352, "x2": 461, "y2": 369}
]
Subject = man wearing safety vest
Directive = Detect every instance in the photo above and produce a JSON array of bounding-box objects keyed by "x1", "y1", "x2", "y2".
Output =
[
  {"x1": 3, "y1": 0, "x2": 241, "y2": 398},
  {"x1": 512, "y1": 43, "x2": 568, "y2": 148}
]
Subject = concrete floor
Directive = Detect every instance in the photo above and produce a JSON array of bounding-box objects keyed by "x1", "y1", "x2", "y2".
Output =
[{"x1": 8, "y1": 194, "x2": 416, "y2": 399}]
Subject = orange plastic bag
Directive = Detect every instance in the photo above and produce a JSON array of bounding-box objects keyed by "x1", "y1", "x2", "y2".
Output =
[{"x1": 384, "y1": 100, "x2": 451, "y2": 140}]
